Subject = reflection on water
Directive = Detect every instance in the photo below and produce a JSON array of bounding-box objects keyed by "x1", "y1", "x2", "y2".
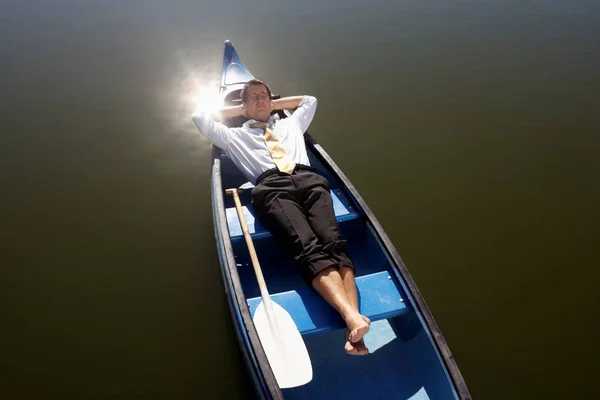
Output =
[{"x1": 1, "y1": 0, "x2": 599, "y2": 398}]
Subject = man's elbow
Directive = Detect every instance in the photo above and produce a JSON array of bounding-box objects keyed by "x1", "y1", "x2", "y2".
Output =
[
  {"x1": 192, "y1": 113, "x2": 216, "y2": 135},
  {"x1": 192, "y1": 114, "x2": 207, "y2": 131},
  {"x1": 298, "y1": 95, "x2": 317, "y2": 109}
]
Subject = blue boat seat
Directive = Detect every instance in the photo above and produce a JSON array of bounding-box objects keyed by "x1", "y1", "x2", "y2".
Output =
[
  {"x1": 247, "y1": 271, "x2": 408, "y2": 336},
  {"x1": 225, "y1": 188, "x2": 360, "y2": 242}
]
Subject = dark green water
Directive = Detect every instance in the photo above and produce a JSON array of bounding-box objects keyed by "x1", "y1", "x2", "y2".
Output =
[{"x1": 1, "y1": 1, "x2": 599, "y2": 398}]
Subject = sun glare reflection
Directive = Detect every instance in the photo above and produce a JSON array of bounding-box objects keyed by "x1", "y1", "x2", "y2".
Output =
[{"x1": 184, "y1": 78, "x2": 223, "y2": 117}]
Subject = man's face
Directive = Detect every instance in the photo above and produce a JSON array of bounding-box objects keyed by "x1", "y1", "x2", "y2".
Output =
[{"x1": 243, "y1": 84, "x2": 272, "y2": 122}]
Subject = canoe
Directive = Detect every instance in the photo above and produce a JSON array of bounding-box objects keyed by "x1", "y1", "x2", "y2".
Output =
[{"x1": 209, "y1": 40, "x2": 471, "y2": 400}]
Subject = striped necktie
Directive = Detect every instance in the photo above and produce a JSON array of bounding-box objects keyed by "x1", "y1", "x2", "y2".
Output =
[{"x1": 250, "y1": 121, "x2": 296, "y2": 174}]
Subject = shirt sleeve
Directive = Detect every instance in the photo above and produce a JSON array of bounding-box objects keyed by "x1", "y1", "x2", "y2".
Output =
[
  {"x1": 288, "y1": 96, "x2": 318, "y2": 133},
  {"x1": 192, "y1": 112, "x2": 231, "y2": 149}
]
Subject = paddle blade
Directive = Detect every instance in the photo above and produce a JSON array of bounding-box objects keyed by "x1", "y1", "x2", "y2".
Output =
[{"x1": 253, "y1": 301, "x2": 312, "y2": 388}]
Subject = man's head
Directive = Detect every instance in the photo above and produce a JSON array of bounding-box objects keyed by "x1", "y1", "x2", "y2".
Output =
[{"x1": 241, "y1": 79, "x2": 273, "y2": 122}]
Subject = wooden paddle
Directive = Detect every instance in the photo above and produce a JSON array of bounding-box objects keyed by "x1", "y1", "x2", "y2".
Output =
[{"x1": 226, "y1": 188, "x2": 312, "y2": 389}]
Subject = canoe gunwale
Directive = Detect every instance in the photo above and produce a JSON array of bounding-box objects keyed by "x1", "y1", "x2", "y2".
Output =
[
  {"x1": 303, "y1": 132, "x2": 472, "y2": 400},
  {"x1": 211, "y1": 147, "x2": 284, "y2": 400}
]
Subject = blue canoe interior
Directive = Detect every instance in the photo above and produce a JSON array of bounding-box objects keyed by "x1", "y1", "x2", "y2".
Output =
[{"x1": 211, "y1": 41, "x2": 470, "y2": 400}]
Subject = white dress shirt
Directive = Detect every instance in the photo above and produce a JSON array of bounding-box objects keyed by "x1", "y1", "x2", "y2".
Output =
[{"x1": 192, "y1": 96, "x2": 318, "y2": 184}]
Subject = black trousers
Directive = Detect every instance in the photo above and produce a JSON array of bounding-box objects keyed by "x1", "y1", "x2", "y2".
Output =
[{"x1": 252, "y1": 167, "x2": 354, "y2": 285}]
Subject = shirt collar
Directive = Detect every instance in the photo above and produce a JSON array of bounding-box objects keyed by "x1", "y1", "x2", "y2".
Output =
[{"x1": 243, "y1": 114, "x2": 280, "y2": 129}]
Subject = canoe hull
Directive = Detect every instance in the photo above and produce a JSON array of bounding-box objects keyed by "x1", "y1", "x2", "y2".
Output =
[{"x1": 209, "y1": 40, "x2": 471, "y2": 400}]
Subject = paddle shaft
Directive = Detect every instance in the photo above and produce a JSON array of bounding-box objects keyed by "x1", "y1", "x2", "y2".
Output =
[
  {"x1": 227, "y1": 188, "x2": 282, "y2": 355},
  {"x1": 227, "y1": 189, "x2": 271, "y2": 301},
  {"x1": 225, "y1": 187, "x2": 313, "y2": 389}
]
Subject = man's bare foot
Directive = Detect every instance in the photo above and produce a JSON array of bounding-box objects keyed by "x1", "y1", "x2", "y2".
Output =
[
  {"x1": 346, "y1": 314, "x2": 371, "y2": 344},
  {"x1": 344, "y1": 328, "x2": 369, "y2": 355}
]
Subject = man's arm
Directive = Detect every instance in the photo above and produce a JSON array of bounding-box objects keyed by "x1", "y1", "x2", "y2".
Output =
[
  {"x1": 192, "y1": 112, "x2": 232, "y2": 149},
  {"x1": 217, "y1": 96, "x2": 306, "y2": 120},
  {"x1": 271, "y1": 96, "x2": 306, "y2": 111},
  {"x1": 218, "y1": 105, "x2": 247, "y2": 120},
  {"x1": 285, "y1": 96, "x2": 318, "y2": 133}
]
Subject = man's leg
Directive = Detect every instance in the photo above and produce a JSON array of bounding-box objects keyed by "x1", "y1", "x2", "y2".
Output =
[
  {"x1": 339, "y1": 266, "x2": 369, "y2": 355},
  {"x1": 254, "y1": 173, "x2": 369, "y2": 352},
  {"x1": 312, "y1": 266, "x2": 370, "y2": 348},
  {"x1": 295, "y1": 171, "x2": 371, "y2": 352},
  {"x1": 253, "y1": 175, "x2": 327, "y2": 273},
  {"x1": 256, "y1": 193, "x2": 368, "y2": 344}
]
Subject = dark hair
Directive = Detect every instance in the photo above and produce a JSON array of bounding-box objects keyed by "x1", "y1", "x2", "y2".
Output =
[{"x1": 240, "y1": 79, "x2": 272, "y2": 104}]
